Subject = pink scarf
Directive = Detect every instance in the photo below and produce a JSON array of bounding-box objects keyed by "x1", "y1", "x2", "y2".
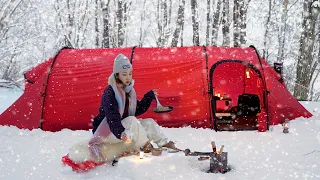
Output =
[{"x1": 108, "y1": 73, "x2": 137, "y2": 117}]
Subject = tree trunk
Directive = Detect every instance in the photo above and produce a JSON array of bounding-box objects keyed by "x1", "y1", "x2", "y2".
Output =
[
  {"x1": 163, "y1": 0, "x2": 170, "y2": 46},
  {"x1": 156, "y1": 0, "x2": 171, "y2": 46},
  {"x1": 156, "y1": 0, "x2": 161, "y2": 46},
  {"x1": 117, "y1": 0, "x2": 124, "y2": 47},
  {"x1": 233, "y1": 0, "x2": 240, "y2": 47},
  {"x1": 293, "y1": 0, "x2": 320, "y2": 100},
  {"x1": 101, "y1": 0, "x2": 110, "y2": 48},
  {"x1": 206, "y1": 0, "x2": 211, "y2": 46},
  {"x1": 123, "y1": 1, "x2": 131, "y2": 46},
  {"x1": 316, "y1": 94, "x2": 320, "y2": 101},
  {"x1": 191, "y1": 0, "x2": 200, "y2": 46},
  {"x1": 171, "y1": 0, "x2": 186, "y2": 47},
  {"x1": 310, "y1": 69, "x2": 320, "y2": 101},
  {"x1": 222, "y1": 0, "x2": 230, "y2": 46},
  {"x1": 262, "y1": 0, "x2": 272, "y2": 59},
  {"x1": 138, "y1": 0, "x2": 147, "y2": 47},
  {"x1": 180, "y1": 14, "x2": 184, "y2": 46},
  {"x1": 65, "y1": 0, "x2": 74, "y2": 48},
  {"x1": 168, "y1": 0, "x2": 172, "y2": 30},
  {"x1": 95, "y1": 0, "x2": 100, "y2": 47},
  {"x1": 233, "y1": 0, "x2": 250, "y2": 47},
  {"x1": 157, "y1": 0, "x2": 165, "y2": 46},
  {"x1": 212, "y1": 0, "x2": 222, "y2": 46},
  {"x1": 239, "y1": 0, "x2": 250, "y2": 46},
  {"x1": 277, "y1": 0, "x2": 288, "y2": 63},
  {"x1": 310, "y1": 20, "x2": 320, "y2": 100}
]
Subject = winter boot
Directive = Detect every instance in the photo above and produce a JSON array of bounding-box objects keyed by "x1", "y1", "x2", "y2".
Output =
[
  {"x1": 162, "y1": 141, "x2": 176, "y2": 150},
  {"x1": 141, "y1": 141, "x2": 153, "y2": 153}
]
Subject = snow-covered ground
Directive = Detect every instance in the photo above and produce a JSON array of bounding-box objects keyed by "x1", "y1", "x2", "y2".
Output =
[
  {"x1": 0, "y1": 88, "x2": 319, "y2": 180},
  {"x1": 0, "y1": 83, "x2": 23, "y2": 115}
]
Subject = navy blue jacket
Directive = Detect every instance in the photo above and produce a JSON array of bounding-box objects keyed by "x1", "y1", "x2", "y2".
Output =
[{"x1": 92, "y1": 85, "x2": 155, "y2": 139}]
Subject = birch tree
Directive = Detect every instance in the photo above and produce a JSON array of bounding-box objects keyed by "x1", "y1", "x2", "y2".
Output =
[
  {"x1": 233, "y1": 0, "x2": 240, "y2": 46},
  {"x1": 138, "y1": 0, "x2": 147, "y2": 47},
  {"x1": 309, "y1": 17, "x2": 320, "y2": 101},
  {"x1": 116, "y1": 0, "x2": 131, "y2": 47},
  {"x1": 191, "y1": 0, "x2": 200, "y2": 46},
  {"x1": 101, "y1": 0, "x2": 110, "y2": 47},
  {"x1": 277, "y1": 0, "x2": 289, "y2": 63},
  {"x1": 293, "y1": 0, "x2": 320, "y2": 100},
  {"x1": 262, "y1": 0, "x2": 273, "y2": 59},
  {"x1": 206, "y1": 0, "x2": 211, "y2": 46},
  {"x1": 95, "y1": 0, "x2": 101, "y2": 47},
  {"x1": 212, "y1": 0, "x2": 222, "y2": 46},
  {"x1": 233, "y1": 0, "x2": 251, "y2": 46},
  {"x1": 222, "y1": 0, "x2": 231, "y2": 46},
  {"x1": 310, "y1": 69, "x2": 320, "y2": 101},
  {"x1": 171, "y1": 0, "x2": 186, "y2": 47},
  {"x1": 156, "y1": 0, "x2": 172, "y2": 46}
]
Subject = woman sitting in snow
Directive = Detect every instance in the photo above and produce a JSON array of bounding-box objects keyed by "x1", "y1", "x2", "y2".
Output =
[{"x1": 68, "y1": 54, "x2": 175, "y2": 164}]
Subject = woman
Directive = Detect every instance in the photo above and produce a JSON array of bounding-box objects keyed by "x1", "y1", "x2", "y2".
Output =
[{"x1": 68, "y1": 54, "x2": 175, "y2": 164}]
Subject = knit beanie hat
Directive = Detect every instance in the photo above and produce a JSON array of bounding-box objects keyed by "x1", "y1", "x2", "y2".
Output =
[{"x1": 113, "y1": 54, "x2": 132, "y2": 73}]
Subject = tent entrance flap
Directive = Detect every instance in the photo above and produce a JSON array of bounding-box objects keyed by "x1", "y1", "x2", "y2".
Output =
[{"x1": 209, "y1": 60, "x2": 265, "y2": 131}]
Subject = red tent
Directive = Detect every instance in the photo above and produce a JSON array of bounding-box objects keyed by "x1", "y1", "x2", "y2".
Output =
[{"x1": 0, "y1": 46, "x2": 312, "y2": 132}]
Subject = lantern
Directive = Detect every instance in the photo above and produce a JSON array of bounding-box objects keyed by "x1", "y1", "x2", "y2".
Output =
[
  {"x1": 245, "y1": 69, "x2": 250, "y2": 78},
  {"x1": 283, "y1": 119, "x2": 289, "y2": 133}
]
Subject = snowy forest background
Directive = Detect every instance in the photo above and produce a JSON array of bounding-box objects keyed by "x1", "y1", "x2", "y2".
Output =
[{"x1": 0, "y1": 0, "x2": 320, "y2": 101}]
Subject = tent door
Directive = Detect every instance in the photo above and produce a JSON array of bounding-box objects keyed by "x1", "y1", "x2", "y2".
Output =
[{"x1": 209, "y1": 60, "x2": 264, "y2": 131}]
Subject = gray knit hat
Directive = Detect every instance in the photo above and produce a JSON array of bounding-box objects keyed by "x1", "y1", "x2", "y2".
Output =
[{"x1": 113, "y1": 54, "x2": 132, "y2": 73}]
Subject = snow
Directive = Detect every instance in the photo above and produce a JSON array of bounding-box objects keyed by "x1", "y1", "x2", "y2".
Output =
[
  {"x1": 0, "y1": 86, "x2": 23, "y2": 115},
  {"x1": 0, "y1": 89, "x2": 320, "y2": 179}
]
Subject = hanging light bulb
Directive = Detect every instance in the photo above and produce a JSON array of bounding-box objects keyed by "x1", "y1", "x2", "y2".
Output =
[
  {"x1": 283, "y1": 119, "x2": 289, "y2": 133},
  {"x1": 217, "y1": 93, "x2": 221, "y2": 98},
  {"x1": 245, "y1": 69, "x2": 250, "y2": 78}
]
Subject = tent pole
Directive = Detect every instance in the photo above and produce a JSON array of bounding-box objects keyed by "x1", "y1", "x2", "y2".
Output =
[
  {"x1": 203, "y1": 46, "x2": 214, "y2": 130},
  {"x1": 249, "y1": 45, "x2": 270, "y2": 130},
  {"x1": 129, "y1": 46, "x2": 137, "y2": 64},
  {"x1": 39, "y1": 47, "x2": 72, "y2": 130},
  {"x1": 243, "y1": 66, "x2": 246, "y2": 94}
]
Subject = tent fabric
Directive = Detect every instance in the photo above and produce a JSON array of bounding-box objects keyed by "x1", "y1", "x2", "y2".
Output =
[
  {"x1": 0, "y1": 46, "x2": 312, "y2": 132},
  {"x1": 262, "y1": 60, "x2": 311, "y2": 125},
  {"x1": 0, "y1": 70, "x2": 48, "y2": 129}
]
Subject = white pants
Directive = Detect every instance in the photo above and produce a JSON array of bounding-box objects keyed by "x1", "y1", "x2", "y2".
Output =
[
  {"x1": 100, "y1": 116, "x2": 168, "y2": 148},
  {"x1": 68, "y1": 117, "x2": 168, "y2": 163}
]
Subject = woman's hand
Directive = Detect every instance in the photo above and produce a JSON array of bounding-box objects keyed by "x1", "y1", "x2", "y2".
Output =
[
  {"x1": 121, "y1": 130, "x2": 132, "y2": 142},
  {"x1": 121, "y1": 132, "x2": 129, "y2": 142},
  {"x1": 152, "y1": 89, "x2": 158, "y2": 96}
]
